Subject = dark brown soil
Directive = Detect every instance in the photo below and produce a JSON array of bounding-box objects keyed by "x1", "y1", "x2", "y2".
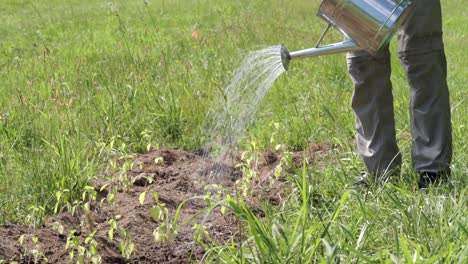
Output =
[{"x1": 0, "y1": 145, "x2": 332, "y2": 263}]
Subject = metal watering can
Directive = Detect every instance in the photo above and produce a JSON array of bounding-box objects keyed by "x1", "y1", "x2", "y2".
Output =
[{"x1": 281, "y1": 0, "x2": 412, "y2": 69}]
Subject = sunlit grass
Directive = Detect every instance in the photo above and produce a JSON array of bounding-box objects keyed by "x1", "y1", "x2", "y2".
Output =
[{"x1": 0, "y1": 0, "x2": 466, "y2": 261}]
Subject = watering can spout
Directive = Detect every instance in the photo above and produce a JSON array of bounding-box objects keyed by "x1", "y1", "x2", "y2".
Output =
[
  {"x1": 280, "y1": 40, "x2": 359, "y2": 70},
  {"x1": 280, "y1": 46, "x2": 291, "y2": 70}
]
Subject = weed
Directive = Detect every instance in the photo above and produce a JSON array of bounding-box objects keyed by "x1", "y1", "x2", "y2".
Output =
[
  {"x1": 18, "y1": 234, "x2": 48, "y2": 263},
  {"x1": 65, "y1": 229, "x2": 101, "y2": 264},
  {"x1": 236, "y1": 142, "x2": 260, "y2": 197}
]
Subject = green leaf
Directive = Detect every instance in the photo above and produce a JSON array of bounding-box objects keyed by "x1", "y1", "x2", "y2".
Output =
[
  {"x1": 99, "y1": 183, "x2": 109, "y2": 192},
  {"x1": 400, "y1": 237, "x2": 414, "y2": 264},
  {"x1": 139, "y1": 191, "x2": 146, "y2": 205},
  {"x1": 150, "y1": 206, "x2": 163, "y2": 221},
  {"x1": 152, "y1": 191, "x2": 159, "y2": 202},
  {"x1": 154, "y1": 157, "x2": 164, "y2": 164},
  {"x1": 220, "y1": 206, "x2": 227, "y2": 215},
  {"x1": 18, "y1": 235, "x2": 25, "y2": 245},
  {"x1": 57, "y1": 224, "x2": 64, "y2": 235},
  {"x1": 108, "y1": 229, "x2": 114, "y2": 241}
]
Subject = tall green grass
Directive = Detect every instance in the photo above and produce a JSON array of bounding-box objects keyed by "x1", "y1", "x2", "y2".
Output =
[
  {"x1": 0, "y1": 0, "x2": 466, "y2": 261},
  {"x1": 202, "y1": 158, "x2": 467, "y2": 262}
]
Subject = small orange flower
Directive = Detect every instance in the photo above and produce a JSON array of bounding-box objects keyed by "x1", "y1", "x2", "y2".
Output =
[{"x1": 192, "y1": 31, "x2": 199, "y2": 40}]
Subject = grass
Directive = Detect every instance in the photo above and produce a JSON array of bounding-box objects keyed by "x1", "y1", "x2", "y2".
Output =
[
  {"x1": 0, "y1": 0, "x2": 466, "y2": 262},
  {"x1": 202, "y1": 159, "x2": 467, "y2": 263}
]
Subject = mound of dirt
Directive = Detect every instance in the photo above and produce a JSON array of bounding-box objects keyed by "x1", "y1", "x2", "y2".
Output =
[{"x1": 0, "y1": 146, "x2": 332, "y2": 263}]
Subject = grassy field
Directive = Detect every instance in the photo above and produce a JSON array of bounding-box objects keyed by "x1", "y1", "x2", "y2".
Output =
[{"x1": 0, "y1": 0, "x2": 466, "y2": 262}]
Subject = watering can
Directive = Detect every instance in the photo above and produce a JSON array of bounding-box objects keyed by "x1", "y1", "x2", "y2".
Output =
[{"x1": 281, "y1": 0, "x2": 412, "y2": 69}]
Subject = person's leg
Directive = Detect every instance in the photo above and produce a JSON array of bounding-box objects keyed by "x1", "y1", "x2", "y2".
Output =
[
  {"x1": 397, "y1": 0, "x2": 452, "y2": 185},
  {"x1": 347, "y1": 48, "x2": 401, "y2": 178}
]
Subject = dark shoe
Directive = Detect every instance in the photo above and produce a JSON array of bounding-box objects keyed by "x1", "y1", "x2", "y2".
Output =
[
  {"x1": 417, "y1": 171, "x2": 450, "y2": 189},
  {"x1": 350, "y1": 170, "x2": 372, "y2": 189},
  {"x1": 351, "y1": 168, "x2": 400, "y2": 189},
  {"x1": 352, "y1": 177, "x2": 370, "y2": 189}
]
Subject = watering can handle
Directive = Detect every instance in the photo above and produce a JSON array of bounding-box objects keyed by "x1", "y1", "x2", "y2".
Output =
[
  {"x1": 283, "y1": 20, "x2": 360, "y2": 64},
  {"x1": 315, "y1": 24, "x2": 332, "y2": 48},
  {"x1": 315, "y1": 23, "x2": 353, "y2": 48}
]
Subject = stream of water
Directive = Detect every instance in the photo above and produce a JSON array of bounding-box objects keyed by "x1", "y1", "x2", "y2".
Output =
[{"x1": 203, "y1": 45, "x2": 286, "y2": 175}]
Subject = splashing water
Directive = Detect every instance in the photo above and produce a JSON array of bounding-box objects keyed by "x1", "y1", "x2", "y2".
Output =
[{"x1": 203, "y1": 46, "x2": 286, "y2": 174}]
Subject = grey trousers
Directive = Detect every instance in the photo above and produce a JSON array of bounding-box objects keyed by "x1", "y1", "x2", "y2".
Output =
[{"x1": 346, "y1": 0, "x2": 452, "y2": 176}]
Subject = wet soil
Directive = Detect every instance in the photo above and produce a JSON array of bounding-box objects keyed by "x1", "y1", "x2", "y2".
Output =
[{"x1": 0, "y1": 145, "x2": 332, "y2": 263}]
